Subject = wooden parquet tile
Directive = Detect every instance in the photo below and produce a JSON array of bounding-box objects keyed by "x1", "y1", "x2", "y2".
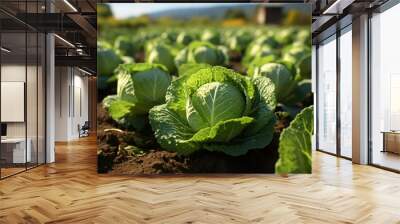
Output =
[{"x1": 1, "y1": 136, "x2": 400, "y2": 224}]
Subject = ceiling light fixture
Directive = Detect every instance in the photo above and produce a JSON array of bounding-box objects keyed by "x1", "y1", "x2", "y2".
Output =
[
  {"x1": 54, "y1": 34, "x2": 75, "y2": 48},
  {"x1": 76, "y1": 48, "x2": 86, "y2": 56},
  {"x1": 322, "y1": 0, "x2": 354, "y2": 15},
  {"x1": 78, "y1": 67, "x2": 92, "y2": 76},
  {"x1": 1, "y1": 47, "x2": 11, "y2": 53},
  {"x1": 63, "y1": 0, "x2": 78, "y2": 12}
]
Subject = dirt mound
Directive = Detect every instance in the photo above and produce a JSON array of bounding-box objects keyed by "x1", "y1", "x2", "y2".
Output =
[
  {"x1": 105, "y1": 132, "x2": 280, "y2": 174},
  {"x1": 110, "y1": 150, "x2": 189, "y2": 175},
  {"x1": 97, "y1": 103, "x2": 289, "y2": 174}
]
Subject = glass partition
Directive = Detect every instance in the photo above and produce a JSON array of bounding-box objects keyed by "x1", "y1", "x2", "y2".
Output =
[
  {"x1": 317, "y1": 35, "x2": 337, "y2": 154},
  {"x1": 1, "y1": 31, "x2": 28, "y2": 177},
  {"x1": 0, "y1": 1, "x2": 46, "y2": 179},
  {"x1": 370, "y1": 3, "x2": 400, "y2": 171},
  {"x1": 339, "y1": 25, "x2": 352, "y2": 158},
  {"x1": 27, "y1": 30, "x2": 38, "y2": 169}
]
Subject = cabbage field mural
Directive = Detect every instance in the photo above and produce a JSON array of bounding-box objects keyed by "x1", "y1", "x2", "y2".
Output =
[{"x1": 97, "y1": 3, "x2": 313, "y2": 174}]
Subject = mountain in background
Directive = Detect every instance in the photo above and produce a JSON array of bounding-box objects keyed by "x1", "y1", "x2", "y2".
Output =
[
  {"x1": 137, "y1": 4, "x2": 310, "y2": 20},
  {"x1": 145, "y1": 5, "x2": 257, "y2": 20}
]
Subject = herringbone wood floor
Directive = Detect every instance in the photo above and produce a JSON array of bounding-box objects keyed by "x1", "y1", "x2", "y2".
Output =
[{"x1": 1, "y1": 136, "x2": 400, "y2": 224}]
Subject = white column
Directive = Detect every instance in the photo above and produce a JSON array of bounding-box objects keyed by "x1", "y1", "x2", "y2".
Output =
[
  {"x1": 311, "y1": 45, "x2": 317, "y2": 151},
  {"x1": 46, "y1": 32, "x2": 55, "y2": 163},
  {"x1": 352, "y1": 14, "x2": 369, "y2": 164}
]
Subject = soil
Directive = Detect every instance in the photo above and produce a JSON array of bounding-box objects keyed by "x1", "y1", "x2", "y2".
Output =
[
  {"x1": 106, "y1": 132, "x2": 281, "y2": 175},
  {"x1": 110, "y1": 150, "x2": 189, "y2": 175},
  {"x1": 98, "y1": 102, "x2": 289, "y2": 174},
  {"x1": 97, "y1": 104, "x2": 117, "y2": 131}
]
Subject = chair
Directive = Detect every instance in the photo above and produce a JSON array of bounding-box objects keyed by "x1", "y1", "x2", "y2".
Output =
[{"x1": 79, "y1": 121, "x2": 90, "y2": 138}]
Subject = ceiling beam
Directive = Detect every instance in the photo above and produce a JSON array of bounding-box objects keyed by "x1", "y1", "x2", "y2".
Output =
[
  {"x1": 66, "y1": 13, "x2": 96, "y2": 47},
  {"x1": 55, "y1": 55, "x2": 96, "y2": 74},
  {"x1": 67, "y1": 13, "x2": 96, "y2": 39},
  {"x1": 14, "y1": 13, "x2": 81, "y2": 32},
  {"x1": 322, "y1": 0, "x2": 355, "y2": 15}
]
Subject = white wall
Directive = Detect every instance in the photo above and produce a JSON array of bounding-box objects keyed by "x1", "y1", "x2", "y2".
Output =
[
  {"x1": 71, "y1": 73, "x2": 89, "y2": 138},
  {"x1": 1, "y1": 65, "x2": 40, "y2": 138},
  {"x1": 1, "y1": 65, "x2": 26, "y2": 139},
  {"x1": 1, "y1": 63, "x2": 46, "y2": 164},
  {"x1": 54, "y1": 67, "x2": 89, "y2": 141},
  {"x1": 55, "y1": 66, "x2": 69, "y2": 141}
]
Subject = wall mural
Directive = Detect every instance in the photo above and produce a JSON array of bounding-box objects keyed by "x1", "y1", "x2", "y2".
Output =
[{"x1": 97, "y1": 3, "x2": 313, "y2": 175}]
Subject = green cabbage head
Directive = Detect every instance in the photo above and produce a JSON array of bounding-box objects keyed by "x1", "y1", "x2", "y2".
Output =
[
  {"x1": 275, "y1": 106, "x2": 313, "y2": 174},
  {"x1": 275, "y1": 28, "x2": 296, "y2": 45},
  {"x1": 104, "y1": 63, "x2": 171, "y2": 130},
  {"x1": 114, "y1": 36, "x2": 135, "y2": 57},
  {"x1": 175, "y1": 41, "x2": 229, "y2": 67},
  {"x1": 149, "y1": 66, "x2": 277, "y2": 156},
  {"x1": 201, "y1": 30, "x2": 221, "y2": 45},
  {"x1": 242, "y1": 45, "x2": 277, "y2": 68},
  {"x1": 283, "y1": 45, "x2": 311, "y2": 80},
  {"x1": 251, "y1": 62, "x2": 296, "y2": 103},
  {"x1": 176, "y1": 32, "x2": 193, "y2": 45},
  {"x1": 97, "y1": 46, "x2": 122, "y2": 76},
  {"x1": 250, "y1": 35, "x2": 279, "y2": 49},
  {"x1": 146, "y1": 44, "x2": 177, "y2": 74},
  {"x1": 227, "y1": 31, "x2": 253, "y2": 53}
]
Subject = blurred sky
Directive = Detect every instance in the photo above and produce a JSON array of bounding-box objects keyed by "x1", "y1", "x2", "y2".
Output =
[{"x1": 108, "y1": 3, "x2": 249, "y2": 19}]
